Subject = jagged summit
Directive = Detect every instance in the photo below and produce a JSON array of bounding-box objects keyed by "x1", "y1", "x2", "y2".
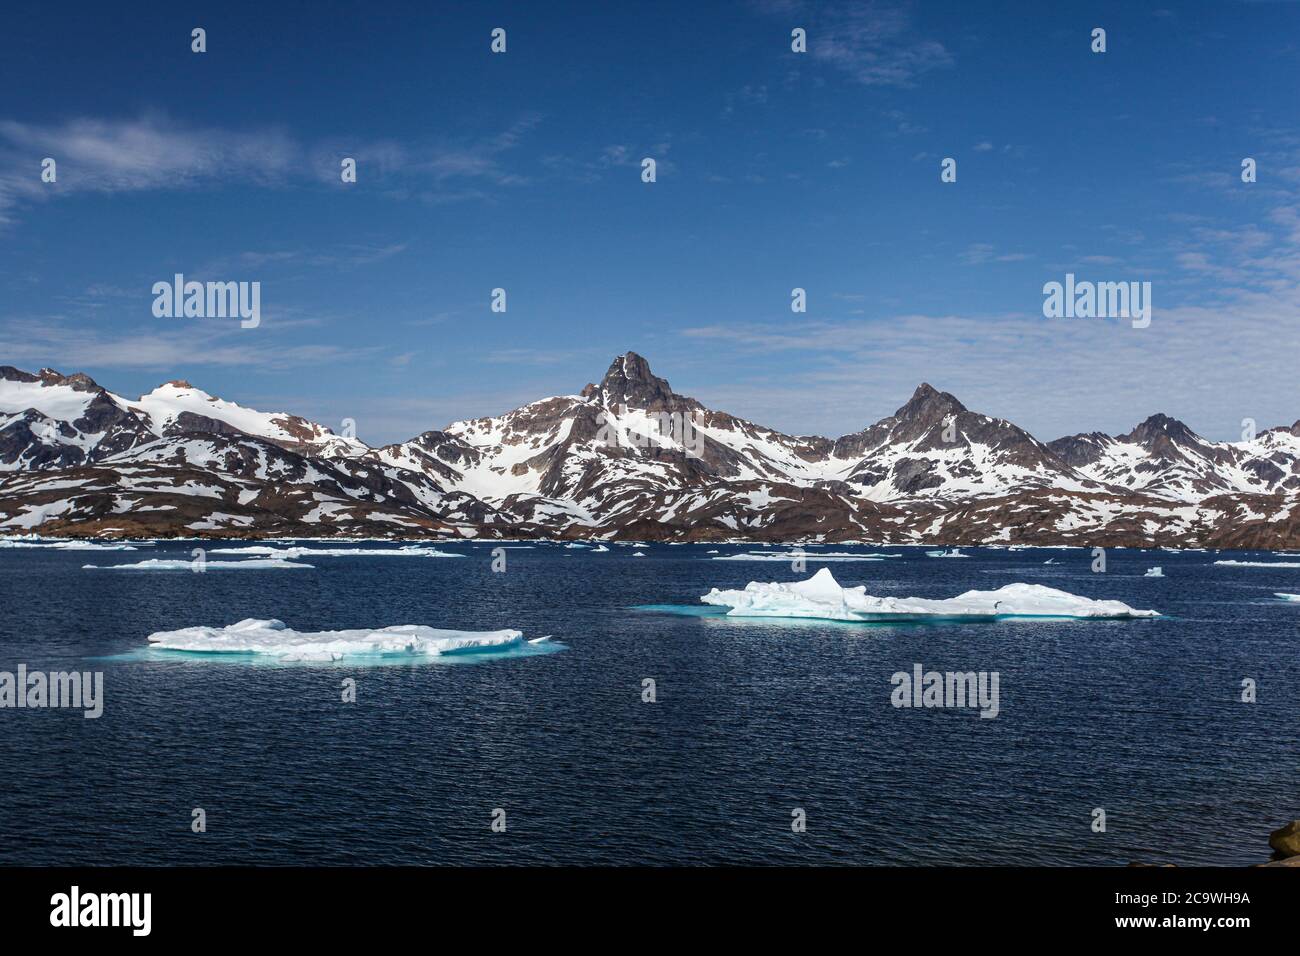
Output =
[
  {"x1": 582, "y1": 351, "x2": 678, "y2": 409},
  {"x1": 28, "y1": 368, "x2": 102, "y2": 391},
  {"x1": 893, "y1": 383, "x2": 967, "y2": 424},
  {"x1": 1124, "y1": 413, "x2": 1200, "y2": 448}
]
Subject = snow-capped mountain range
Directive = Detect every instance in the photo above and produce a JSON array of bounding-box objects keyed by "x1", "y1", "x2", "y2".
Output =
[{"x1": 2, "y1": 353, "x2": 1298, "y2": 547}]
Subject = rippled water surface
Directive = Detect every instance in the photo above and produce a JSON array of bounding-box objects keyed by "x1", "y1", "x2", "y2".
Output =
[{"x1": 0, "y1": 541, "x2": 1296, "y2": 865}]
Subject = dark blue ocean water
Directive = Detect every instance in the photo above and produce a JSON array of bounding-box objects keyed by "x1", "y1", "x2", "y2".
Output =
[{"x1": 0, "y1": 541, "x2": 1296, "y2": 866}]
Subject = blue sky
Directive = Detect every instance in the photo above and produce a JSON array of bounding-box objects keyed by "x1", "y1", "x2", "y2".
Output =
[{"x1": 1, "y1": 0, "x2": 1298, "y2": 445}]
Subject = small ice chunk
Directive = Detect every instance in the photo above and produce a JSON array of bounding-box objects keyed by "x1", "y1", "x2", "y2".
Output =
[{"x1": 1144, "y1": 567, "x2": 1164, "y2": 577}]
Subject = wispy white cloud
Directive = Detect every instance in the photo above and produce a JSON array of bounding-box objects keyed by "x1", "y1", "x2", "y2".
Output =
[
  {"x1": 680, "y1": 192, "x2": 1300, "y2": 441},
  {"x1": 757, "y1": 0, "x2": 953, "y2": 87},
  {"x1": 0, "y1": 113, "x2": 540, "y2": 226},
  {"x1": 959, "y1": 243, "x2": 1031, "y2": 265},
  {"x1": 0, "y1": 315, "x2": 385, "y2": 373}
]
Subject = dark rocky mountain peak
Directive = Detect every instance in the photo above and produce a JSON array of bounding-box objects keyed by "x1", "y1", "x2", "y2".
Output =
[
  {"x1": 583, "y1": 352, "x2": 679, "y2": 410},
  {"x1": 894, "y1": 383, "x2": 967, "y2": 426},
  {"x1": 1, "y1": 366, "x2": 40, "y2": 384},
  {"x1": 1124, "y1": 413, "x2": 1201, "y2": 449},
  {"x1": 24, "y1": 368, "x2": 102, "y2": 392}
]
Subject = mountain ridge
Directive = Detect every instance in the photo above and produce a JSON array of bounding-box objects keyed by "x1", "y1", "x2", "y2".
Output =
[{"x1": 2, "y1": 354, "x2": 1297, "y2": 547}]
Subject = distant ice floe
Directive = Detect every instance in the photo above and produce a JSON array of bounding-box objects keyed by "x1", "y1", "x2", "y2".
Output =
[
  {"x1": 926, "y1": 549, "x2": 969, "y2": 558},
  {"x1": 1144, "y1": 567, "x2": 1164, "y2": 577},
  {"x1": 146, "y1": 618, "x2": 561, "y2": 662},
  {"x1": 633, "y1": 551, "x2": 646, "y2": 557},
  {"x1": 1274, "y1": 593, "x2": 1300, "y2": 602},
  {"x1": 591, "y1": 544, "x2": 610, "y2": 552},
  {"x1": 85, "y1": 558, "x2": 313, "y2": 571},
  {"x1": 205, "y1": 545, "x2": 463, "y2": 559},
  {"x1": 696, "y1": 568, "x2": 1159, "y2": 622},
  {"x1": 0, "y1": 538, "x2": 139, "y2": 551},
  {"x1": 711, "y1": 551, "x2": 898, "y2": 562},
  {"x1": 1214, "y1": 560, "x2": 1300, "y2": 568}
]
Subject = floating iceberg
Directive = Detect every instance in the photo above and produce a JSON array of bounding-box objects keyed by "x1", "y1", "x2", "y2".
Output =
[
  {"x1": 710, "y1": 551, "x2": 892, "y2": 562},
  {"x1": 1275, "y1": 593, "x2": 1300, "y2": 602},
  {"x1": 1214, "y1": 560, "x2": 1300, "y2": 568},
  {"x1": 0, "y1": 539, "x2": 139, "y2": 550},
  {"x1": 85, "y1": 558, "x2": 313, "y2": 571},
  {"x1": 633, "y1": 551, "x2": 647, "y2": 557},
  {"x1": 1144, "y1": 567, "x2": 1164, "y2": 577},
  {"x1": 591, "y1": 544, "x2": 610, "y2": 552},
  {"x1": 698, "y1": 568, "x2": 1159, "y2": 622},
  {"x1": 204, "y1": 545, "x2": 463, "y2": 559},
  {"x1": 927, "y1": 549, "x2": 969, "y2": 558},
  {"x1": 146, "y1": 618, "x2": 557, "y2": 663}
]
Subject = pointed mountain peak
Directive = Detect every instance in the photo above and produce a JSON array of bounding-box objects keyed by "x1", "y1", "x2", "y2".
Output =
[
  {"x1": 587, "y1": 351, "x2": 677, "y2": 409},
  {"x1": 164, "y1": 379, "x2": 196, "y2": 390},
  {"x1": 894, "y1": 383, "x2": 966, "y2": 423},
  {"x1": 1125, "y1": 413, "x2": 1199, "y2": 446}
]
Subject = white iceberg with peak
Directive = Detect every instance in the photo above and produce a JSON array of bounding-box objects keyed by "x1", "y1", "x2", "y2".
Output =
[
  {"x1": 699, "y1": 568, "x2": 1160, "y2": 621},
  {"x1": 147, "y1": 618, "x2": 553, "y2": 662},
  {"x1": 1144, "y1": 567, "x2": 1164, "y2": 577}
]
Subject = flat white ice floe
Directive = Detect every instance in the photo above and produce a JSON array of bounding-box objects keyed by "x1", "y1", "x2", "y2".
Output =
[
  {"x1": 927, "y1": 548, "x2": 969, "y2": 558},
  {"x1": 1144, "y1": 567, "x2": 1164, "y2": 577},
  {"x1": 0, "y1": 539, "x2": 138, "y2": 550},
  {"x1": 84, "y1": 558, "x2": 313, "y2": 571},
  {"x1": 699, "y1": 568, "x2": 1159, "y2": 621},
  {"x1": 204, "y1": 545, "x2": 463, "y2": 559},
  {"x1": 711, "y1": 551, "x2": 897, "y2": 562},
  {"x1": 1214, "y1": 560, "x2": 1300, "y2": 568},
  {"x1": 147, "y1": 618, "x2": 551, "y2": 662},
  {"x1": 1274, "y1": 593, "x2": 1300, "y2": 602}
]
